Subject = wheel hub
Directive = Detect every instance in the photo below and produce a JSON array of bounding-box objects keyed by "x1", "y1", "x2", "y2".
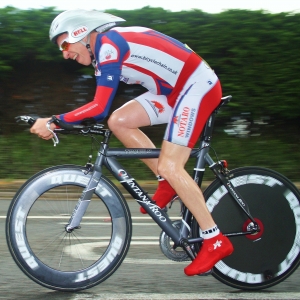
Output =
[{"x1": 242, "y1": 218, "x2": 264, "y2": 240}]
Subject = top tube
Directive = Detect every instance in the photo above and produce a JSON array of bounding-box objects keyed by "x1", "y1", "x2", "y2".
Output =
[{"x1": 105, "y1": 148, "x2": 202, "y2": 159}]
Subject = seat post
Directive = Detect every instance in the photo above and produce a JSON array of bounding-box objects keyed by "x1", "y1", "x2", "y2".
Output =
[
  {"x1": 201, "y1": 95, "x2": 232, "y2": 143},
  {"x1": 201, "y1": 113, "x2": 216, "y2": 143}
]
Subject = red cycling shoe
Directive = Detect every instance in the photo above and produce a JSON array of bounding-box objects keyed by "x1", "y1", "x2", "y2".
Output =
[
  {"x1": 184, "y1": 233, "x2": 233, "y2": 276},
  {"x1": 140, "y1": 179, "x2": 176, "y2": 214}
]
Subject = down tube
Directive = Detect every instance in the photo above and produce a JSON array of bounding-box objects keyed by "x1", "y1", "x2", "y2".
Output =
[{"x1": 103, "y1": 156, "x2": 181, "y2": 244}]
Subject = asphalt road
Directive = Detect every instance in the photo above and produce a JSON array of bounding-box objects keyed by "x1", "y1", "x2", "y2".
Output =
[{"x1": 1, "y1": 199, "x2": 300, "y2": 300}]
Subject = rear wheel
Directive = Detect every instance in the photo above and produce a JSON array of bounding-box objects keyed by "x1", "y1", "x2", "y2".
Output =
[
  {"x1": 192, "y1": 167, "x2": 300, "y2": 290},
  {"x1": 6, "y1": 165, "x2": 132, "y2": 291}
]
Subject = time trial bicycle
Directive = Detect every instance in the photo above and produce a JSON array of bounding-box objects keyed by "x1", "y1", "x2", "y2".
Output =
[{"x1": 6, "y1": 95, "x2": 300, "y2": 291}]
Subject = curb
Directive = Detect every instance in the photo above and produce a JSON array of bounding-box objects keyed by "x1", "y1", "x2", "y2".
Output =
[
  {"x1": 0, "y1": 180, "x2": 211, "y2": 200},
  {"x1": 1, "y1": 180, "x2": 299, "y2": 200}
]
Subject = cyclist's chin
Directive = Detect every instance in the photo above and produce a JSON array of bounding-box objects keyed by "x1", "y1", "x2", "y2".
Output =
[
  {"x1": 75, "y1": 56, "x2": 90, "y2": 66},
  {"x1": 81, "y1": 60, "x2": 90, "y2": 66}
]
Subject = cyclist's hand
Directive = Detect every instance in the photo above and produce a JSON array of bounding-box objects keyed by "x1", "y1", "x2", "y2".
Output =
[{"x1": 30, "y1": 118, "x2": 56, "y2": 140}]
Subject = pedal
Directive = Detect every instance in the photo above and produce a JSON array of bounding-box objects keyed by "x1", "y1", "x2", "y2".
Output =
[{"x1": 197, "y1": 269, "x2": 212, "y2": 276}]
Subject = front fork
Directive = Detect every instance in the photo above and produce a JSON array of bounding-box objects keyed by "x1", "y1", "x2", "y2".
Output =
[
  {"x1": 65, "y1": 137, "x2": 110, "y2": 232},
  {"x1": 65, "y1": 167, "x2": 102, "y2": 232}
]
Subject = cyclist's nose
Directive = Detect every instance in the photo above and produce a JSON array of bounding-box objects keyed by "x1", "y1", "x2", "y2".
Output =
[{"x1": 62, "y1": 51, "x2": 70, "y2": 60}]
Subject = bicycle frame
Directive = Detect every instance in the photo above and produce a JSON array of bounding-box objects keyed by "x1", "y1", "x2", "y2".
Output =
[
  {"x1": 12, "y1": 95, "x2": 300, "y2": 292},
  {"x1": 65, "y1": 95, "x2": 259, "y2": 258}
]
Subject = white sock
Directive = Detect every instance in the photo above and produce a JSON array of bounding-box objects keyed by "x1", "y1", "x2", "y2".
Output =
[
  {"x1": 156, "y1": 175, "x2": 165, "y2": 181},
  {"x1": 202, "y1": 225, "x2": 220, "y2": 239}
]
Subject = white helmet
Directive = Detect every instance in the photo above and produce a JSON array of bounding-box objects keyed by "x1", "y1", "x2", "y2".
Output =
[{"x1": 49, "y1": 9, "x2": 126, "y2": 44}]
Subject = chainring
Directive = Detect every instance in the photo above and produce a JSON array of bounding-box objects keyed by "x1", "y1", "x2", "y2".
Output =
[{"x1": 159, "y1": 220, "x2": 190, "y2": 262}]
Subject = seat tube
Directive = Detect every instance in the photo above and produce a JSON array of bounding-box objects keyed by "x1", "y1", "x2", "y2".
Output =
[
  {"x1": 193, "y1": 113, "x2": 215, "y2": 186},
  {"x1": 193, "y1": 141, "x2": 210, "y2": 187}
]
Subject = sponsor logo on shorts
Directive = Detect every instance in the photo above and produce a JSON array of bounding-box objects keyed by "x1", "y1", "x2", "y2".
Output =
[
  {"x1": 173, "y1": 107, "x2": 197, "y2": 138},
  {"x1": 146, "y1": 99, "x2": 165, "y2": 117}
]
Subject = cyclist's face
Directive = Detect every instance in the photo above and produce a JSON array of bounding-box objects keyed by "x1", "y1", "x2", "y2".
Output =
[{"x1": 56, "y1": 33, "x2": 91, "y2": 66}]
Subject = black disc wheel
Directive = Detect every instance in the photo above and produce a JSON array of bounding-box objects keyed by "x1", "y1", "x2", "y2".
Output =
[{"x1": 192, "y1": 167, "x2": 300, "y2": 290}]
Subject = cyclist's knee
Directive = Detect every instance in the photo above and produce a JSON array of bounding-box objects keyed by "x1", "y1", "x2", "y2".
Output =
[
  {"x1": 107, "y1": 111, "x2": 127, "y2": 131},
  {"x1": 157, "y1": 159, "x2": 180, "y2": 182}
]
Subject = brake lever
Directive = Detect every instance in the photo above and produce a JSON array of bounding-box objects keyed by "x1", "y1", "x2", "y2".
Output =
[{"x1": 46, "y1": 120, "x2": 59, "y2": 147}]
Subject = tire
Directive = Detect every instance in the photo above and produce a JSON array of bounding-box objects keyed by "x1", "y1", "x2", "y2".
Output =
[
  {"x1": 6, "y1": 165, "x2": 132, "y2": 291},
  {"x1": 192, "y1": 167, "x2": 300, "y2": 290}
]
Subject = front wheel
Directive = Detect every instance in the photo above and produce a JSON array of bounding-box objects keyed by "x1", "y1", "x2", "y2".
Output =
[
  {"x1": 6, "y1": 165, "x2": 132, "y2": 291},
  {"x1": 192, "y1": 167, "x2": 300, "y2": 290}
]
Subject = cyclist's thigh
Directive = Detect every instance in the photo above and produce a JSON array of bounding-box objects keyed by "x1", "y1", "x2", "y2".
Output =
[
  {"x1": 109, "y1": 98, "x2": 151, "y2": 128},
  {"x1": 164, "y1": 62, "x2": 222, "y2": 148},
  {"x1": 135, "y1": 92, "x2": 173, "y2": 125}
]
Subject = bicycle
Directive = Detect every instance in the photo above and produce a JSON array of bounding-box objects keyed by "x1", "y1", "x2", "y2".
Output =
[{"x1": 6, "y1": 95, "x2": 300, "y2": 291}]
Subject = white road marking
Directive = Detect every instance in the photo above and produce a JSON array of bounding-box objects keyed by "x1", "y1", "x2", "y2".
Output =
[
  {"x1": 64, "y1": 241, "x2": 184, "y2": 264},
  {"x1": 72, "y1": 293, "x2": 300, "y2": 299},
  {"x1": 0, "y1": 216, "x2": 181, "y2": 219},
  {"x1": 124, "y1": 258, "x2": 186, "y2": 265},
  {"x1": 58, "y1": 222, "x2": 158, "y2": 225},
  {"x1": 59, "y1": 236, "x2": 159, "y2": 240}
]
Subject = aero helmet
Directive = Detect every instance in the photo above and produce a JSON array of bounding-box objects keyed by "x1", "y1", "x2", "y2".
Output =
[{"x1": 49, "y1": 9, "x2": 126, "y2": 44}]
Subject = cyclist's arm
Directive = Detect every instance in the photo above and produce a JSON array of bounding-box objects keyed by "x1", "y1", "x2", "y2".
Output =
[
  {"x1": 57, "y1": 31, "x2": 129, "y2": 124},
  {"x1": 30, "y1": 74, "x2": 119, "y2": 138},
  {"x1": 58, "y1": 70, "x2": 121, "y2": 124}
]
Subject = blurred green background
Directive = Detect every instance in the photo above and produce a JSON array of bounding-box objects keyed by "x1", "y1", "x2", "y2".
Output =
[{"x1": 0, "y1": 6, "x2": 299, "y2": 182}]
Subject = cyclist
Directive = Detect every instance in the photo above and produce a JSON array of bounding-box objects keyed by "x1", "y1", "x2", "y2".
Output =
[{"x1": 30, "y1": 9, "x2": 233, "y2": 275}]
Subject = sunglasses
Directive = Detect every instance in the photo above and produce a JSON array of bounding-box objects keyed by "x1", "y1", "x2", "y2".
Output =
[{"x1": 59, "y1": 39, "x2": 70, "y2": 51}]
